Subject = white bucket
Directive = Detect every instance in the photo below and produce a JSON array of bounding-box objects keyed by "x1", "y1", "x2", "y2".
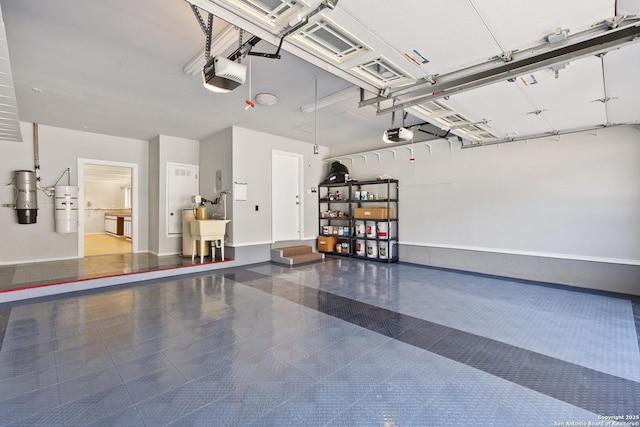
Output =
[
  {"x1": 356, "y1": 239, "x2": 366, "y2": 256},
  {"x1": 366, "y1": 240, "x2": 378, "y2": 258},
  {"x1": 377, "y1": 221, "x2": 389, "y2": 239},
  {"x1": 378, "y1": 241, "x2": 397, "y2": 259},
  {"x1": 366, "y1": 221, "x2": 376, "y2": 238},
  {"x1": 355, "y1": 220, "x2": 365, "y2": 237}
]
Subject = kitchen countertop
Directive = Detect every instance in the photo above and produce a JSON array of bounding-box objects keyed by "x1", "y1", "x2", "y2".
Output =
[{"x1": 104, "y1": 211, "x2": 132, "y2": 217}]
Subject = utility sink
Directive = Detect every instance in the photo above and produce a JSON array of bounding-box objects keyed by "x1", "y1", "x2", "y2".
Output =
[
  {"x1": 190, "y1": 219, "x2": 230, "y2": 236},
  {"x1": 190, "y1": 220, "x2": 231, "y2": 263}
]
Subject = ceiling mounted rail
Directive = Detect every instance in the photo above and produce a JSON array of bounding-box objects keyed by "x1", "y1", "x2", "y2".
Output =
[
  {"x1": 360, "y1": 20, "x2": 640, "y2": 117},
  {"x1": 361, "y1": 17, "x2": 640, "y2": 107},
  {"x1": 459, "y1": 123, "x2": 633, "y2": 149}
]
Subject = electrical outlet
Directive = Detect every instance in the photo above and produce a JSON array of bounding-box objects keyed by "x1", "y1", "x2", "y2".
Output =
[{"x1": 255, "y1": 205, "x2": 259, "y2": 211}]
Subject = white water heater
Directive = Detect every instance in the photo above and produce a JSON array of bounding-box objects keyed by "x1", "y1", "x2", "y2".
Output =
[
  {"x1": 14, "y1": 170, "x2": 38, "y2": 224},
  {"x1": 55, "y1": 185, "x2": 78, "y2": 233}
]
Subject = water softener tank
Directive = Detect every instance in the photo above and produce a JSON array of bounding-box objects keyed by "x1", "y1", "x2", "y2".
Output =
[
  {"x1": 14, "y1": 170, "x2": 38, "y2": 224},
  {"x1": 55, "y1": 186, "x2": 78, "y2": 233}
]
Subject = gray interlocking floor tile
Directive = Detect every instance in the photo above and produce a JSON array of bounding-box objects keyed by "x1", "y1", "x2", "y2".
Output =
[
  {"x1": 0, "y1": 259, "x2": 637, "y2": 426},
  {"x1": 135, "y1": 383, "x2": 208, "y2": 426},
  {"x1": 122, "y1": 366, "x2": 189, "y2": 404},
  {"x1": 58, "y1": 366, "x2": 124, "y2": 405},
  {"x1": 59, "y1": 384, "x2": 134, "y2": 425},
  {"x1": 0, "y1": 384, "x2": 61, "y2": 425}
]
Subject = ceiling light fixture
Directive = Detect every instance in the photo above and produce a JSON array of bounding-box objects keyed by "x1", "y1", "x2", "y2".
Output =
[
  {"x1": 183, "y1": 25, "x2": 239, "y2": 76},
  {"x1": 300, "y1": 86, "x2": 358, "y2": 113},
  {"x1": 255, "y1": 93, "x2": 278, "y2": 106}
]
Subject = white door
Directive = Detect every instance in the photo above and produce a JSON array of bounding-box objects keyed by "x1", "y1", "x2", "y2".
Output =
[
  {"x1": 167, "y1": 163, "x2": 198, "y2": 235},
  {"x1": 272, "y1": 151, "x2": 301, "y2": 242}
]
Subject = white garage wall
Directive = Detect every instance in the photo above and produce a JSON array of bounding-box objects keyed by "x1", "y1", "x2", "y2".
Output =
[
  {"x1": 199, "y1": 127, "x2": 233, "y2": 238},
  {"x1": 148, "y1": 135, "x2": 199, "y2": 256},
  {"x1": 0, "y1": 122, "x2": 149, "y2": 264},
  {"x1": 231, "y1": 126, "x2": 327, "y2": 246},
  {"x1": 332, "y1": 125, "x2": 640, "y2": 294}
]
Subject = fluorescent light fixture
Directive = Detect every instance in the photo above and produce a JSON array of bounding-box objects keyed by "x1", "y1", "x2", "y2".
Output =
[
  {"x1": 183, "y1": 25, "x2": 239, "y2": 76},
  {"x1": 300, "y1": 86, "x2": 358, "y2": 113}
]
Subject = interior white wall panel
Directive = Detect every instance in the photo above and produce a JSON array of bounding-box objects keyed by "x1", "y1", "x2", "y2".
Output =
[
  {"x1": 199, "y1": 127, "x2": 233, "y2": 240},
  {"x1": 230, "y1": 126, "x2": 327, "y2": 246},
  {"x1": 148, "y1": 136, "x2": 160, "y2": 254},
  {"x1": 0, "y1": 122, "x2": 149, "y2": 264},
  {"x1": 333, "y1": 125, "x2": 640, "y2": 292},
  {"x1": 154, "y1": 136, "x2": 199, "y2": 256},
  {"x1": 603, "y1": 43, "x2": 640, "y2": 124}
]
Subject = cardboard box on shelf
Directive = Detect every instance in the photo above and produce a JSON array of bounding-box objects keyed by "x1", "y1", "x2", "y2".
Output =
[
  {"x1": 353, "y1": 207, "x2": 394, "y2": 219},
  {"x1": 317, "y1": 236, "x2": 338, "y2": 252}
]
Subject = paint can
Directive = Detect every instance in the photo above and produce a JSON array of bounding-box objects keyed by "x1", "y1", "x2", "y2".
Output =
[
  {"x1": 366, "y1": 221, "x2": 376, "y2": 238},
  {"x1": 366, "y1": 240, "x2": 378, "y2": 258},
  {"x1": 356, "y1": 239, "x2": 365, "y2": 256},
  {"x1": 377, "y1": 221, "x2": 389, "y2": 239},
  {"x1": 355, "y1": 220, "x2": 365, "y2": 237},
  {"x1": 378, "y1": 241, "x2": 396, "y2": 259}
]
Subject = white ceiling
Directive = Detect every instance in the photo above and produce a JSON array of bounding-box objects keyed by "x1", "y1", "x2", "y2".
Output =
[
  {"x1": 83, "y1": 164, "x2": 132, "y2": 186},
  {"x1": 1, "y1": 0, "x2": 639, "y2": 153}
]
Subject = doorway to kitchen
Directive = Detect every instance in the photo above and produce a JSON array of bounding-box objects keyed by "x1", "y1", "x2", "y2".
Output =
[{"x1": 78, "y1": 158, "x2": 139, "y2": 257}]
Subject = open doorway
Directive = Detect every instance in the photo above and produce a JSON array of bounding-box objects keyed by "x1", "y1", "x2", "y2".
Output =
[{"x1": 78, "y1": 159, "x2": 139, "y2": 257}]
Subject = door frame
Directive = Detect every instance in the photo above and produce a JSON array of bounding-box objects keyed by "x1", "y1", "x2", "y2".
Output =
[
  {"x1": 77, "y1": 158, "x2": 139, "y2": 257},
  {"x1": 271, "y1": 150, "x2": 304, "y2": 243}
]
